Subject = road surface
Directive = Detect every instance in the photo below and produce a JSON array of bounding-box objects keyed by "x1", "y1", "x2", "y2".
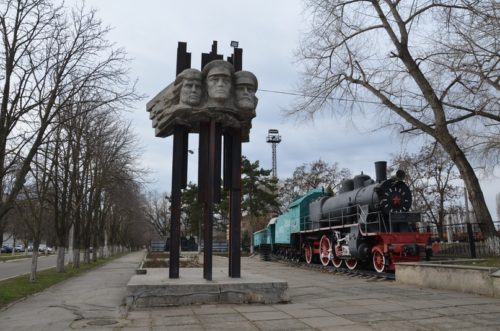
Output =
[{"x1": 0, "y1": 254, "x2": 61, "y2": 280}]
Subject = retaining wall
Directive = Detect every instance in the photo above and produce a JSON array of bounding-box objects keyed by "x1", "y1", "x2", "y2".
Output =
[{"x1": 396, "y1": 260, "x2": 500, "y2": 298}]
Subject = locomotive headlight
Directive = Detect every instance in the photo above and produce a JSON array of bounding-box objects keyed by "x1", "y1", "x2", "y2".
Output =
[{"x1": 396, "y1": 170, "x2": 406, "y2": 180}]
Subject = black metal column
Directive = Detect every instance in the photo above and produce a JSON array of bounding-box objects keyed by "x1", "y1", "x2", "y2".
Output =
[
  {"x1": 198, "y1": 123, "x2": 209, "y2": 279},
  {"x1": 228, "y1": 128, "x2": 242, "y2": 278},
  {"x1": 169, "y1": 126, "x2": 187, "y2": 278},
  {"x1": 199, "y1": 120, "x2": 218, "y2": 280},
  {"x1": 224, "y1": 133, "x2": 233, "y2": 272}
]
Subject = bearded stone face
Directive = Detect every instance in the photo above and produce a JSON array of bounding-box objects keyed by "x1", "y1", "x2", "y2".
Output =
[{"x1": 235, "y1": 84, "x2": 256, "y2": 110}]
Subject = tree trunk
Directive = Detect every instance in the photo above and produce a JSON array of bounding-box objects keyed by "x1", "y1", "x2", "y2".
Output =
[
  {"x1": 104, "y1": 231, "x2": 109, "y2": 257},
  {"x1": 30, "y1": 243, "x2": 40, "y2": 282},
  {"x1": 56, "y1": 246, "x2": 65, "y2": 272},
  {"x1": 73, "y1": 248, "x2": 80, "y2": 268},
  {"x1": 83, "y1": 248, "x2": 90, "y2": 264},
  {"x1": 92, "y1": 235, "x2": 98, "y2": 262},
  {"x1": 438, "y1": 133, "x2": 496, "y2": 239},
  {"x1": 11, "y1": 236, "x2": 15, "y2": 257},
  {"x1": 67, "y1": 225, "x2": 74, "y2": 264}
]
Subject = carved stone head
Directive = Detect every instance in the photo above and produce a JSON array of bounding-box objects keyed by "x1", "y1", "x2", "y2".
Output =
[
  {"x1": 234, "y1": 71, "x2": 258, "y2": 110},
  {"x1": 202, "y1": 60, "x2": 235, "y2": 107},
  {"x1": 176, "y1": 68, "x2": 203, "y2": 107}
]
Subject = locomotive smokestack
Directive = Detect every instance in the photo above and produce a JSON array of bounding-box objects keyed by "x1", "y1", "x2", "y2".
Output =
[{"x1": 375, "y1": 161, "x2": 387, "y2": 183}]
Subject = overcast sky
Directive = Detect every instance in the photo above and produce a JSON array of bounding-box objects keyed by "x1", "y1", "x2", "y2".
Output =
[{"x1": 85, "y1": 0, "x2": 499, "y2": 221}]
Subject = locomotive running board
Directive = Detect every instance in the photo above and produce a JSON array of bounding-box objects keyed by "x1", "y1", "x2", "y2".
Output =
[{"x1": 300, "y1": 223, "x2": 358, "y2": 234}]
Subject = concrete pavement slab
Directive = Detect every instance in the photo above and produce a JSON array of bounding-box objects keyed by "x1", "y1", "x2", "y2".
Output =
[
  {"x1": 0, "y1": 251, "x2": 144, "y2": 331},
  {"x1": 1, "y1": 252, "x2": 500, "y2": 330},
  {"x1": 252, "y1": 318, "x2": 311, "y2": 331}
]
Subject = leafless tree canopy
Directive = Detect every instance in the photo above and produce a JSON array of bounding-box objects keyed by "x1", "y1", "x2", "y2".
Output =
[
  {"x1": 143, "y1": 191, "x2": 170, "y2": 239},
  {"x1": 294, "y1": 0, "x2": 499, "y2": 238},
  {"x1": 279, "y1": 159, "x2": 351, "y2": 210},
  {"x1": 0, "y1": 0, "x2": 138, "y2": 221},
  {"x1": 391, "y1": 143, "x2": 463, "y2": 238},
  {"x1": 0, "y1": 0, "x2": 144, "y2": 275}
]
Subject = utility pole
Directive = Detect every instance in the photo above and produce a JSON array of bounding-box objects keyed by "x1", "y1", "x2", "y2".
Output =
[{"x1": 266, "y1": 129, "x2": 281, "y2": 178}]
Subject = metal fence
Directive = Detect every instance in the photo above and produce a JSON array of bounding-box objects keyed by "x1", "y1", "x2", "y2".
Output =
[
  {"x1": 423, "y1": 220, "x2": 500, "y2": 258},
  {"x1": 199, "y1": 240, "x2": 228, "y2": 252}
]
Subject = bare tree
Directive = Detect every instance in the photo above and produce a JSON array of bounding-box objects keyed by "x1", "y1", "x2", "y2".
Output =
[
  {"x1": 279, "y1": 159, "x2": 350, "y2": 210},
  {"x1": 85, "y1": 117, "x2": 143, "y2": 261},
  {"x1": 14, "y1": 141, "x2": 54, "y2": 281},
  {"x1": 0, "y1": 0, "x2": 137, "y2": 239},
  {"x1": 294, "y1": 0, "x2": 498, "y2": 239},
  {"x1": 105, "y1": 178, "x2": 148, "y2": 253},
  {"x1": 143, "y1": 191, "x2": 170, "y2": 239},
  {"x1": 392, "y1": 143, "x2": 462, "y2": 238}
]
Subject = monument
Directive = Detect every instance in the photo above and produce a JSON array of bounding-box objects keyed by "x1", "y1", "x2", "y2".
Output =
[
  {"x1": 126, "y1": 41, "x2": 288, "y2": 307},
  {"x1": 146, "y1": 41, "x2": 257, "y2": 280}
]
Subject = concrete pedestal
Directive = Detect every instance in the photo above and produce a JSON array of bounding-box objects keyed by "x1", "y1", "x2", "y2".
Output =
[{"x1": 126, "y1": 268, "x2": 289, "y2": 308}]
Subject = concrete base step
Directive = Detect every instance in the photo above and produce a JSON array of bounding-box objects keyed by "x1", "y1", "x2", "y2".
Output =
[{"x1": 126, "y1": 268, "x2": 289, "y2": 308}]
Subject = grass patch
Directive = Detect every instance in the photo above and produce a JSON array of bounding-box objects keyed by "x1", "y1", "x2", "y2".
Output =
[
  {"x1": 0, "y1": 255, "x2": 119, "y2": 309},
  {"x1": 0, "y1": 254, "x2": 33, "y2": 262},
  {"x1": 465, "y1": 256, "x2": 500, "y2": 268}
]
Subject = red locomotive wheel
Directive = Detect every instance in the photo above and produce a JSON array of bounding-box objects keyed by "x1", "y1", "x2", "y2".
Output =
[
  {"x1": 332, "y1": 256, "x2": 342, "y2": 268},
  {"x1": 332, "y1": 244, "x2": 343, "y2": 268},
  {"x1": 345, "y1": 258, "x2": 358, "y2": 270},
  {"x1": 372, "y1": 247, "x2": 385, "y2": 273},
  {"x1": 319, "y1": 235, "x2": 331, "y2": 266},
  {"x1": 304, "y1": 243, "x2": 313, "y2": 264}
]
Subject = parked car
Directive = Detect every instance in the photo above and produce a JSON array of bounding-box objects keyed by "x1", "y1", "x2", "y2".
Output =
[
  {"x1": 1, "y1": 245, "x2": 13, "y2": 253},
  {"x1": 15, "y1": 244, "x2": 25, "y2": 252},
  {"x1": 38, "y1": 244, "x2": 53, "y2": 253}
]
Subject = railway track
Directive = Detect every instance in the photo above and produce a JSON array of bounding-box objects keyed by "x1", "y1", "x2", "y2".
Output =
[{"x1": 267, "y1": 254, "x2": 396, "y2": 280}]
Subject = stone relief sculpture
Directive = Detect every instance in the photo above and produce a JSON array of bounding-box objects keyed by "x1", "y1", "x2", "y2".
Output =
[{"x1": 146, "y1": 60, "x2": 257, "y2": 141}]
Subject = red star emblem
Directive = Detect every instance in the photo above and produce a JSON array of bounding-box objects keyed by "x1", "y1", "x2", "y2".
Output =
[{"x1": 392, "y1": 195, "x2": 401, "y2": 206}]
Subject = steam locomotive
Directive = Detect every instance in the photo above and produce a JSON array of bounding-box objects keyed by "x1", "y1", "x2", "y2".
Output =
[{"x1": 253, "y1": 161, "x2": 433, "y2": 272}]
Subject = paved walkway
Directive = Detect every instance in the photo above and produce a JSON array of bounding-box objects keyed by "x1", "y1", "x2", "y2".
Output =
[{"x1": 1, "y1": 251, "x2": 500, "y2": 330}]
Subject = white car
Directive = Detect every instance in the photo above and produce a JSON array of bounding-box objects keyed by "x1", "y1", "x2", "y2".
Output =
[
  {"x1": 38, "y1": 244, "x2": 53, "y2": 253},
  {"x1": 14, "y1": 244, "x2": 25, "y2": 252}
]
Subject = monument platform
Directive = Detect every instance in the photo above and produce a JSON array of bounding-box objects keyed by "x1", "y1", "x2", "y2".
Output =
[{"x1": 126, "y1": 267, "x2": 289, "y2": 308}]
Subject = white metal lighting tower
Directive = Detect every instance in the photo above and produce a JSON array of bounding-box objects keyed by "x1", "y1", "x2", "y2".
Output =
[{"x1": 266, "y1": 129, "x2": 281, "y2": 178}]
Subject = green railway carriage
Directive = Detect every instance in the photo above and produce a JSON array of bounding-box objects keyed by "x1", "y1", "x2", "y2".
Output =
[
  {"x1": 253, "y1": 227, "x2": 271, "y2": 246},
  {"x1": 252, "y1": 189, "x2": 325, "y2": 249},
  {"x1": 274, "y1": 188, "x2": 325, "y2": 245}
]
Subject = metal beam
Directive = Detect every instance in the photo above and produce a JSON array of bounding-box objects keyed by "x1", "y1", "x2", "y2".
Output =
[
  {"x1": 228, "y1": 128, "x2": 242, "y2": 278},
  {"x1": 169, "y1": 126, "x2": 187, "y2": 278}
]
